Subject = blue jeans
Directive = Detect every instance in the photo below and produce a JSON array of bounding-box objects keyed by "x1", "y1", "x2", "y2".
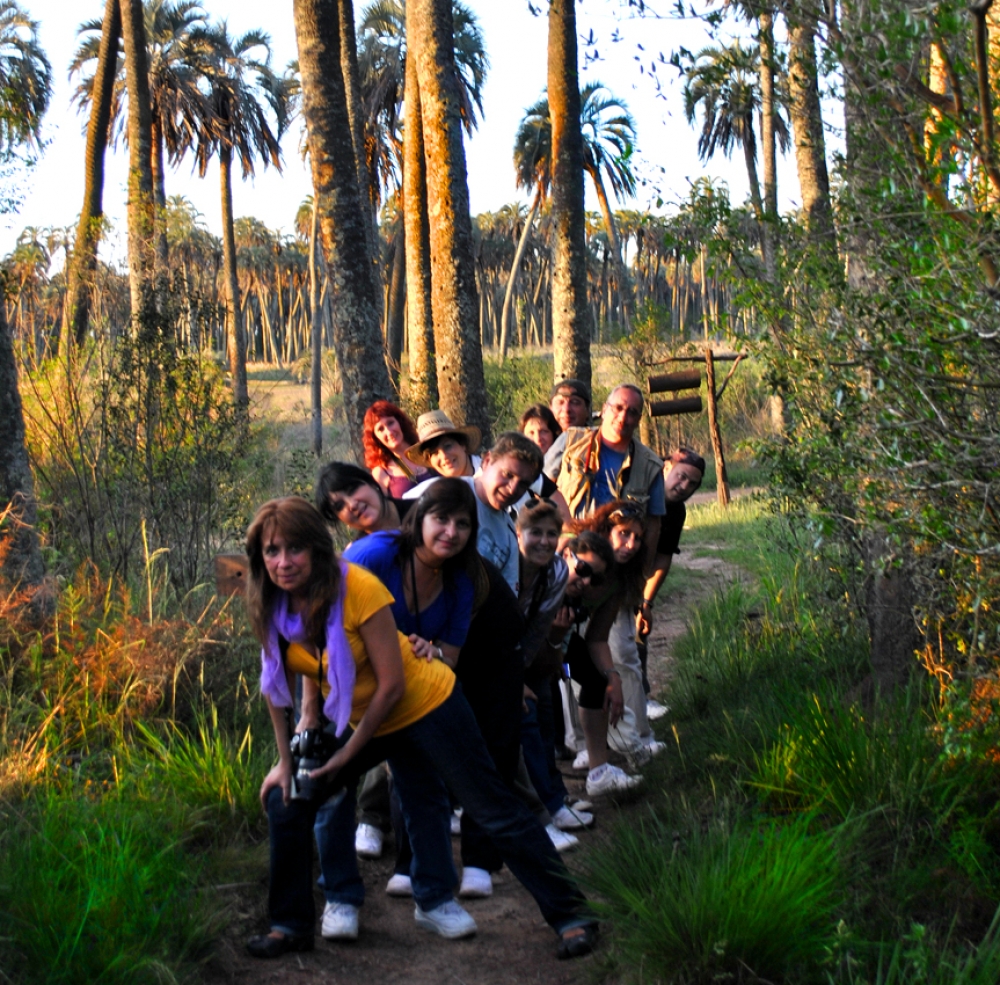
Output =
[
  {"x1": 521, "y1": 687, "x2": 569, "y2": 817},
  {"x1": 266, "y1": 684, "x2": 588, "y2": 936}
]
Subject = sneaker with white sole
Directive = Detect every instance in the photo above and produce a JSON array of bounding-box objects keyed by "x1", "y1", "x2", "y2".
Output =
[
  {"x1": 570, "y1": 799, "x2": 593, "y2": 813},
  {"x1": 546, "y1": 823, "x2": 579, "y2": 852},
  {"x1": 354, "y1": 823, "x2": 383, "y2": 859},
  {"x1": 571, "y1": 749, "x2": 590, "y2": 770},
  {"x1": 385, "y1": 873, "x2": 412, "y2": 896},
  {"x1": 551, "y1": 804, "x2": 594, "y2": 830},
  {"x1": 321, "y1": 902, "x2": 359, "y2": 940},
  {"x1": 450, "y1": 808, "x2": 462, "y2": 836},
  {"x1": 414, "y1": 900, "x2": 477, "y2": 939},
  {"x1": 629, "y1": 739, "x2": 667, "y2": 767},
  {"x1": 459, "y1": 866, "x2": 493, "y2": 898},
  {"x1": 586, "y1": 764, "x2": 643, "y2": 797},
  {"x1": 646, "y1": 698, "x2": 669, "y2": 720}
]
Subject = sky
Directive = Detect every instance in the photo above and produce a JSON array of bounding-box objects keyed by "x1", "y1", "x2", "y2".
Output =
[{"x1": 0, "y1": 0, "x2": 814, "y2": 263}]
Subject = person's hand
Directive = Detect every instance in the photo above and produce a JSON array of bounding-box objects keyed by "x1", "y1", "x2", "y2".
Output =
[
  {"x1": 635, "y1": 605, "x2": 652, "y2": 637},
  {"x1": 260, "y1": 760, "x2": 292, "y2": 810},
  {"x1": 522, "y1": 684, "x2": 537, "y2": 713},
  {"x1": 309, "y1": 747, "x2": 348, "y2": 782},
  {"x1": 407, "y1": 634, "x2": 438, "y2": 662},
  {"x1": 550, "y1": 605, "x2": 574, "y2": 636},
  {"x1": 605, "y1": 674, "x2": 625, "y2": 727}
]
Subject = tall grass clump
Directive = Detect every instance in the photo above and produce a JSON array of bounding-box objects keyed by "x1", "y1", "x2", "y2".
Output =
[
  {"x1": 588, "y1": 812, "x2": 843, "y2": 983},
  {"x1": 0, "y1": 790, "x2": 221, "y2": 984}
]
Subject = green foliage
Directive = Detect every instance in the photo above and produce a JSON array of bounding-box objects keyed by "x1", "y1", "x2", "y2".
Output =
[
  {"x1": 0, "y1": 790, "x2": 220, "y2": 984},
  {"x1": 483, "y1": 353, "x2": 553, "y2": 434},
  {"x1": 588, "y1": 812, "x2": 843, "y2": 983}
]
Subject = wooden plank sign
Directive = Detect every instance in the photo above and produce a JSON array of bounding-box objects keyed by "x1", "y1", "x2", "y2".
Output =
[
  {"x1": 650, "y1": 396, "x2": 703, "y2": 417},
  {"x1": 648, "y1": 369, "x2": 703, "y2": 394},
  {"x1": 215, "y1": 553, "x2": 249, "y2": 596}
]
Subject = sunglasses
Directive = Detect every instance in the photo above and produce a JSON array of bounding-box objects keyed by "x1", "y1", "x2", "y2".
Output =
[
  {"x1": 608, "y1": 503, "x2": 644, "y2": 524},
  {"x1": 567, "y1": 550, "x2": 606, "y2": 587}
]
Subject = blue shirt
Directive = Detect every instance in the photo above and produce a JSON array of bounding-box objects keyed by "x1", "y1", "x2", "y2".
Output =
[
  {"x1": 592, "y1": 443, "x2": 666, "y2": 515},
  {"x1": 343, "y1": 531, "x2": 474, "y2": 647}
]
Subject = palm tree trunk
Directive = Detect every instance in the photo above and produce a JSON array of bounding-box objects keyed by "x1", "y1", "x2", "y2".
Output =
[
  {"x1": 787, "y1": 12, "x2": 835, "y2": 252},
  {"x1": 403, "y1": 44, "x2": 438, "y2": 414},
  {"x1": 499, "y1": 187, "x2": 541, "y2": 363},
  {"x1": 386, "y1": 223, "x2": 405, "y2": 390},
  {"x1": 219, "y1": 145, "x2": 249, "y2": 413},
  {"x1": 151, "y1": 119, "x2": 170, "y2": 287},
  {"x1": 338, "y1": 0, "x2": 383, "y2": 326},
  {"x1": 547, "y1": 0, "x2": 592, "y2": 387},
  {"x1": 410, "y1": 0, "x2": 490, "y2": 440},
  {"x1": 294, "y1": 0, "x2": 392, "y2": 457},
  {"x1": 743, "y1": 135, "x2": 764, "y2": 219},
  {"x1": 309, "y1": 195, "x2": 323, "y2": 455},
  {"x1": 758, "y1": 7, "x2": 778, "y2": 284},
  {"x1": 64, "y1": 0, "x2": 120, "y2": 352},
  {"x1": 120, "y1": 0, "x2": 157, "y2": 335},
  {"x1": 586, "y1": 164, "x2": 632, "y2": 331}
]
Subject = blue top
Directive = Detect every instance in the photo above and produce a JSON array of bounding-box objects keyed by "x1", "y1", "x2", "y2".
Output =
[
  {"x1": 591, "y1": 445, "x2": 666, "y2": 515},
  {"x1": 343, "y1": 530, "x2": 474, "y2": 648}
]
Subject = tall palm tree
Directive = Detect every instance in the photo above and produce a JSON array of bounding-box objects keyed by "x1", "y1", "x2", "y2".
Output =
[
  {"x1": 71, "y1": 1, "x2": 217, "y2": 273},
  {"x1": 683, "y1": 40, "x2": 789, "y2": 221},
  {"x1": 0, "y1": 0, "x2": 51, "y2": 599},
  {"x1": 193, "y1": 24, "x2": 290, "y2": 416},
  {"x1": 547, "y1": 0, "x2": 591, "y2": 387}
]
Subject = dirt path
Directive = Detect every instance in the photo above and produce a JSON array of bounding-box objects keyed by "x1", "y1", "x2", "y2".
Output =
[{"x1": 204, "y1": 546, "x2": 744, "y2": 985}]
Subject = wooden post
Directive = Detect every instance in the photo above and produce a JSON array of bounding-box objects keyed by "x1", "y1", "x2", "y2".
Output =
[{"x1": 704, "y1": 348, "x2": 731, "y2": 508}]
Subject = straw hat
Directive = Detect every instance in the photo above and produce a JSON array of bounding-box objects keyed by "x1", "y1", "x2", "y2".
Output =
[{"x1": 404, "y1": 410, "x2": 482, "y2": 468}]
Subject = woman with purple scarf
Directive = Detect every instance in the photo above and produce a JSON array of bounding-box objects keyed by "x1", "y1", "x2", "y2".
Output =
[{"x1": 244, "y1": 497, "x2": 597, "y2": 961}]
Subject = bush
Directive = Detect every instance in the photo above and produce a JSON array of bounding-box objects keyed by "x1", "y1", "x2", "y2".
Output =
[{"x1": 483, "y1": 353, "x2": 553, "y2": 435}]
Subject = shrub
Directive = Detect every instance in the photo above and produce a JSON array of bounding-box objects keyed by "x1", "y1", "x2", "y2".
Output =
[{"x1": 483, "y1": 353, "x2": 553, "y2": 435}]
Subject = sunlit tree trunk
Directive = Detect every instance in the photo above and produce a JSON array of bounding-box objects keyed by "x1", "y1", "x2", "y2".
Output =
[
  {"x1": 410, "y1": 0, "x2": 490, "y2": 439},
  {"x1": 386, "y1": 223, "x2": 405, "y2": 391},
  {"x1": 219, "y1": 145, "x2": 249, "y2": 413},
  {"x1": 500, "y1": 187, "x2": 541, "y2": 363},
  {"x1": 759, "y1": 7, "x2": 778, "y2": 284},
  {"x1": 64, "y1": 0, "x2": 120, "y2": 352},
  {"x1": 309, "y1": 193, "x2": 323, "y2": 455},
  {"x1": 787, "y1": 11, "x2": 835, "y2": 252},
  {"x1": 294, "y1": 0, "x2": 392, "y2": 458},
  {"x1": 547, "y1": 0, "x2": 592, "y2": 387}
]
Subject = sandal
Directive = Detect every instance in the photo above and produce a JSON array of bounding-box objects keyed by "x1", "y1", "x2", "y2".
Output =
[
  {"x1": 246, "y1": 930, "x2": 315, "y2": 959},
  {"x1": 557, "y1": 922, "x2": 598, "y2": 959}
]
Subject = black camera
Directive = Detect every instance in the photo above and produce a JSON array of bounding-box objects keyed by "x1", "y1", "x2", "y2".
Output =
[{"x1": 289, "y1": 728, "x2": 335, "y2": 802}]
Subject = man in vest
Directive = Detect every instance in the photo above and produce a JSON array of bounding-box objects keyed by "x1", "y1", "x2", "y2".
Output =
[{"x1": 545, "y1": 383, "x2": 665, "y2": 559}]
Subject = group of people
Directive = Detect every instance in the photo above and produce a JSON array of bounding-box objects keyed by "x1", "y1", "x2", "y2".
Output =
[{"x1": 242, "y1": 376, "x2": 707, "y2": 962}]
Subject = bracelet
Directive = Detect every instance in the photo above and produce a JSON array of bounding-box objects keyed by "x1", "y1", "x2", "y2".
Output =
[
  {"x1": 640, "y1": 599, "x2": 653, "y2": 609},
  {"x1": 434, "y1": 646, "x2": 444, "y2": 661}
]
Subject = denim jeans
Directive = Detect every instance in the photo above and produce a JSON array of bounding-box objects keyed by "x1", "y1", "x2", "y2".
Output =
[
  {"x1": 521, "y1": 686, "x2": 569, "y2": 816},
  {"x1": 266, "y1": 684, "x2": 588, "y2": 937}
]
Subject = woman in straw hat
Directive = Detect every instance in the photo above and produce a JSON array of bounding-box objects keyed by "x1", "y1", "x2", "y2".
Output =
[{"x1": 404, "y1": 410, "x2": 482, "y2": 482}]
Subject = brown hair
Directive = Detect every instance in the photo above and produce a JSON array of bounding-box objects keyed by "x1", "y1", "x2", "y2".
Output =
[
  {"x1": 245, "y1": 497, "x2": 339, "y2": 647},
  {"x1": 515, "y1": 497, "x2": 562, "y2": 533},
  {"x1": 569, "y1": 500, "x2": 647, "y2": 604},
  {"x1": 485, "y1": 431, "x2": 543, "y2": 480}
]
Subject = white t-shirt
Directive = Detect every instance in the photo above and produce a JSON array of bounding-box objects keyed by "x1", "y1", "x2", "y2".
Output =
[
  {"x1": 402, "y1": 455, "x2": 483, "y2": 499},
  {"x1": 461, "y1": 475, "x2": 519, "y2": 594}
]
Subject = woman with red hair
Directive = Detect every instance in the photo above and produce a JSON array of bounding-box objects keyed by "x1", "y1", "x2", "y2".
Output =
[{"x1": 362, "y1": 401, "x2": 427, "y2": 498}]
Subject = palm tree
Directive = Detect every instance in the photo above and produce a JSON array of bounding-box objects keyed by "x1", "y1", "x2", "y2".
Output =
[
  {"x1": 0, "y1": 0, "x2": 50, "y2": 599},
  {"x1": 193, "y1": 24, "x2": 290, "y2": 416},
  {"x1": 409, "y1": 0, "x2": 491, "y2": 440},
  {"x1": 547, "y1": 0, "x2": 591, "y2": 387},
  {"x1": 683, "y1": 40, "x2": 789, "y2": 221},
  {"x1": 71, "y1": 1, "x2": 217, "y2": 273}
]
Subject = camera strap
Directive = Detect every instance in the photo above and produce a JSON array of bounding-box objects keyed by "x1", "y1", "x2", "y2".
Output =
[{"x1": 277, "y1": 632, "x2": 330, "y2": 740}]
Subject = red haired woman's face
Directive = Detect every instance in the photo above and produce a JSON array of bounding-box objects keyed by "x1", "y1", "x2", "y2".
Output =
[{"x1": 374, "y1": 415, "x2": 406, "y2": 452}]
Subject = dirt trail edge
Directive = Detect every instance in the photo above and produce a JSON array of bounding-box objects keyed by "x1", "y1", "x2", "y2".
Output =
[{"x1": 204, "y1": 545, "x2": 743, "y2": 985}]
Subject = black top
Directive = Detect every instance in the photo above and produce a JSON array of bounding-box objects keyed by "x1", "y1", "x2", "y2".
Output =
[{"x1": 655, "y1": 500, "x2": 686, "y2": 557}]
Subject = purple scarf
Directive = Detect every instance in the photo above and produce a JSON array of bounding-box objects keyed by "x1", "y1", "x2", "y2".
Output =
[{"x1": 259, "y1": 560, "x2": 355, "y2": 736}]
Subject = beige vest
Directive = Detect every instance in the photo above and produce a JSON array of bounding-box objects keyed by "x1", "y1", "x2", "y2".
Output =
[{"x1": 555, "y1": 427, "x2": 664, "y2": 518}]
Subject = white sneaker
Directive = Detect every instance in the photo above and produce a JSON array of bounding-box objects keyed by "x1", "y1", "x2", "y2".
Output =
[
  {"x1": 546, "y1": 823, "x2": 579, "y2": 852},
  {"x1": 414, "y1": 900, "x2": 477, "y2": 939},
  {"x1": 385, "y1": 873, "x2": 412, "y2": 896},
  {"x1": 646, "y1": 698, "x2": 669, "y2": 720},
  {"x1": 354, "y1": 823, "x2": 383, "y2": 859},
  {"x1": 642, "y1": 739, "x2": 667, "y2": 757},
  {"x1": 450, "y1": 808, "x2": 462, "y2": 836},
  {"x1": 551, "y1": 804, "x2": 594, "y2": 830},
  {"x1": 321, "y1": 901, "x2": 359, "y2": 940},
  {"x1": 570, "y1": 799, "x2": 593, "y2": 812},
  {"x1": 629, "y1": 739, "x2": 667, "y2": 767},
  {"x1": 586, "y1": 764, "x2": 643, "y2": 797},
  {"x1": 459, "y1": 866, "x2": 493, "y2": 898},
  {"x1": 572, "y1": 749, "x2": 590, "y2": 770}
]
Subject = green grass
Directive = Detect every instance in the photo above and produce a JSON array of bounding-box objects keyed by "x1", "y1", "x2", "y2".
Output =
[{"x1": 0, "y1": 790, "x2": 221, "y2": 985}]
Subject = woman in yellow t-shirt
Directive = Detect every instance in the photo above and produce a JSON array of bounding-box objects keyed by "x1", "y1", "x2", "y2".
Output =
[{"x1": 243, "y1": 496, "x2": 596, "y2": 961}]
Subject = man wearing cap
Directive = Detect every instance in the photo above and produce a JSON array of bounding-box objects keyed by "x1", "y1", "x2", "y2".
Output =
[
  {"x1": 549, "y1": 379, "x2": 592, "y2": 433},
  {"x1": 545, "y1": 383, "x2": 665, "y2": 562},
  {"x1": 634, "y1": 448, "x2": 706, "y2": 720}
]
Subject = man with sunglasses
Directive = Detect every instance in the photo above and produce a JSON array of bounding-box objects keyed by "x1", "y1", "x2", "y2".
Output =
[
  {"x1": 635, "y1": 449, "x2": 706, "y2": 720},
  {"x1": 545, "y1": 383, "x2": 665, "y2": 560}
]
